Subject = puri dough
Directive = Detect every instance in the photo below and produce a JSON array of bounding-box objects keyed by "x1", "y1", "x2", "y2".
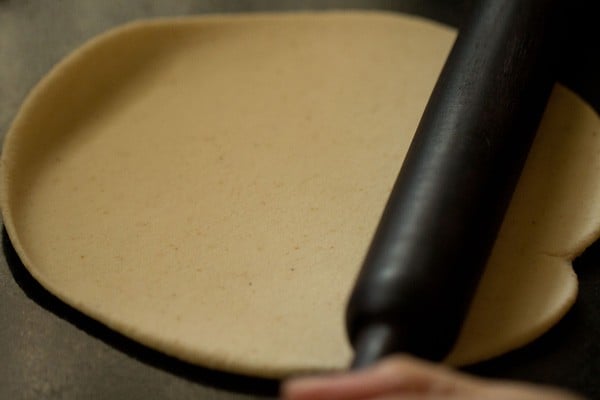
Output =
[{"x1": 1, "y1": 12, "x2": 599, "y2": 377}]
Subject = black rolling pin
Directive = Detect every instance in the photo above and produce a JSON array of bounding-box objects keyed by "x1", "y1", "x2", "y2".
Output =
[{"x1": 346, "y1": 0, "x2": 569, "y2": 368}]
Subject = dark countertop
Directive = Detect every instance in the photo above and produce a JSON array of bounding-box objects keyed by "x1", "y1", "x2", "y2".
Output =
[{"x1": 1, "y1": 1, "x2": 598, "y2": 399}]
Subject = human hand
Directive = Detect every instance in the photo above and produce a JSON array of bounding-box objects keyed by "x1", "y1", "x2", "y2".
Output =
[{"x1": 281, "y1": 355, "x2": 584, "y2": 400}]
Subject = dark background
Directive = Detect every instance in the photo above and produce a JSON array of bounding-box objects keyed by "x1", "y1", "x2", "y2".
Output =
[{"x1": 0, "y1": 1, "x2": 598, "y2": 399}]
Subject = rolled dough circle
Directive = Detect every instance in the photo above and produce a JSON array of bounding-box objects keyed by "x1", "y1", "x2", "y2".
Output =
[{"x1": 1, "y1": 12, "x2": 599, "y2": 377}]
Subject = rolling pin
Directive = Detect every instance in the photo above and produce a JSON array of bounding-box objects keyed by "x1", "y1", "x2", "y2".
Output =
[{"x1": 346, "y1": 0, "x2": 569, "y2": 368}]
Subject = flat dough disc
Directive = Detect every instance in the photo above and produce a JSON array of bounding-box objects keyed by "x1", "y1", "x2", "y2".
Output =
[{"x1": 1, "y1": 12, "x2": 599, "y2": 377}]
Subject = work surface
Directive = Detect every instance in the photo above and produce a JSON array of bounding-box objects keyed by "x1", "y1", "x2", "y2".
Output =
[{"x1": 0, "y1": 1, "x2": 599, "y2": 399}]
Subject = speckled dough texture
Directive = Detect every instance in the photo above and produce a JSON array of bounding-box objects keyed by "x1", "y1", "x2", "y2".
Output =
[{"x1": 1, "y1": 12, "x2": 599, "y2": 378}]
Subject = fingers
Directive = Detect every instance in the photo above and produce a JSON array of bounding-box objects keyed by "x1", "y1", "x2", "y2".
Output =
[
  {"x1": 280, "y1": 354, "x2": 585, "y2": 400},
  {"x1": 281, "y1": 368, "x2": 387, "y2": 400},
  {"x1": 280, "y1": 354, "x2": 482, "y2": 400}
]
